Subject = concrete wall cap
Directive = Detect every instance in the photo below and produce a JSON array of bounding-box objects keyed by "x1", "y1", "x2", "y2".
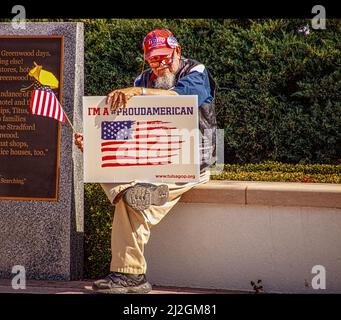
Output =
[{"x1": 179, "y1": 180, "x2": 341, "y2": 209}]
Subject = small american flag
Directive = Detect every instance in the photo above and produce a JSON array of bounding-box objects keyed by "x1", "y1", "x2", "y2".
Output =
[
  {"x1": 101, "y1": 120, "x2": 184, "y2": 167},
  {"x1": 29, "y1": 81, "x2": 65, "y2": 122}
]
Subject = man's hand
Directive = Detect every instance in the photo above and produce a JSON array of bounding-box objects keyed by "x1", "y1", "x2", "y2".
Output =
[
  {"x1": 106, "y1": 87, "x2": 142, "y2": 111},
  {"x1": 74, "y1": 132, "x2": 84, "y2": 152}
]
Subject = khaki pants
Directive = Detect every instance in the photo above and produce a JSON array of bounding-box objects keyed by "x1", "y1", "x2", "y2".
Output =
[{"x1": 100, "y1": 170, "x2": 210, "y2": 274}]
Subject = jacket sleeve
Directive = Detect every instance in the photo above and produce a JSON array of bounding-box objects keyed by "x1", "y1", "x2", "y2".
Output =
[
  {"x1": 133, "y1": 74, "x2": 143, "y2": 87},
  {"x1": 172, "y1": 65, "x2": 213, "y2": 106}
]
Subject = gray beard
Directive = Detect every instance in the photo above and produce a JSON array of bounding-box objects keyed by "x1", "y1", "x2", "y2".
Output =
[{"x1": 154, "y1": 73, "x2": 176, "y2": 90}]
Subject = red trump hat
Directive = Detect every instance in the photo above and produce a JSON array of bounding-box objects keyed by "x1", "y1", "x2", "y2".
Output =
[{"x1": 143, "y1": 29, "x2": 180, "y2": 60}]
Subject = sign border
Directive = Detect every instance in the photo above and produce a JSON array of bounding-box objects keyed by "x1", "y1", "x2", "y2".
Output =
[{"x1": 83, "y1": 95, "x2": 201, "y2": 184}]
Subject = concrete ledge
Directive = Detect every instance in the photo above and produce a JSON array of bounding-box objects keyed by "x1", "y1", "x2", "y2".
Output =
[
  {"x1": 180, "y1": 181, "x2": 247, "y2": 205},
  {"x1": 180, "y1": 180, "x2": 341, "y2": 208},
  {"x1": 147, "y1": 180, "x2": 341, "y2": 293}
]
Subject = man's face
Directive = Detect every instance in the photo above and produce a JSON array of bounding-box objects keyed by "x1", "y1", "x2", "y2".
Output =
[{"x1": 146, "y1": 47, "x2": 181, "y2": 78}]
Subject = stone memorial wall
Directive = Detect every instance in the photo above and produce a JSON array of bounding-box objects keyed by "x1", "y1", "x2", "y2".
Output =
[{"x1": 0, "y1": 22, "x2": 84, "y2": 280}]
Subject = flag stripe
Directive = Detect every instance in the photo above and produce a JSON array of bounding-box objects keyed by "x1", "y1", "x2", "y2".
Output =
[
  {"x1": 44, "y1": 92, "x2": 51, "y2": 116},
  {"x1": 101, "y1": 140, "x2": 184, "y2": 146},
  {"x1": 134, "y1": 134, "x2": 181, "y2": 139},
  {"x1": 37, "y1": 90, "x2": 44, "y2": 115},
  {"x1": 49, "y1": 94, "x2": 55, "y2": 118},
  {"x1": 136, "y1": 121, "x2": 170, "y2": 125},
  {"x1": 102, "y1": 154, "x2": 176, "y2": 161},
  {"x1": 52, "y1": 94, "x2": 56, "y2": 119},
  {"x1": 101, "y1": 147, "x2": 180, "y2": 152},
  {"x1": 30, "y1": 90, "x2": 38, "y2": 113},
  {"x1": 59, "y1": 97, "x2": 65, "y2": 122},
  {"x1": 135, "y1": 126, "x2": 177, "y2": 131},
  {"x1": 56, "y1": 96, "x2": 61, "y2": 121},
  {"x1": 102, "y1": 161, "x2": 172, "y2": 167}
]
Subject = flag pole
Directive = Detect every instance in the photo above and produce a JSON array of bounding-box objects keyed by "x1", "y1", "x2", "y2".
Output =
[{"x1": 62, "y1": 109, "x2": 77, "y2": 134}]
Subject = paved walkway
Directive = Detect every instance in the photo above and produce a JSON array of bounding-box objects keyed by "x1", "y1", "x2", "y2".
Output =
[{"x1": 0, "y1": 279, "x2": 250, "y2": 294}]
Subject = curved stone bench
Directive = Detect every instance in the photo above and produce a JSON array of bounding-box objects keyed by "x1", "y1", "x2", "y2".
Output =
[{"x1": 145, "y1": 181, "x2": 341, "y2": 293}]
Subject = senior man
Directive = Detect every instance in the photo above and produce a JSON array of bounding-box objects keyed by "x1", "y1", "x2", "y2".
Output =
[{"x1": 75, "y1": 28, "x2": 217, "y2": 294}]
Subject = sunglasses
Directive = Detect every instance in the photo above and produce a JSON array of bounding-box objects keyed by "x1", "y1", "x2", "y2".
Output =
[{"x1": 147, "y1": 54, "x2": 174, "y2": 68}]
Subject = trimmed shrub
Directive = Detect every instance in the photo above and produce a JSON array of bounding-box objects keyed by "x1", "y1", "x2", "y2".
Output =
[
  {"x1": 83, "y1": 19, "x2": 341, "y2": 164},
  {"x1": 84, "y1": 183, "x2": 113, "y2": 279},
  {"x1": 211, "y1": 161, "x2": 341, "y2": 183}
]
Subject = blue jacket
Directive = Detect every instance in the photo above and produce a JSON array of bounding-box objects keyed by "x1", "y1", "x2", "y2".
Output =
[{"x1": 134, "y1": 58, "x2": 217, "y2": 171}]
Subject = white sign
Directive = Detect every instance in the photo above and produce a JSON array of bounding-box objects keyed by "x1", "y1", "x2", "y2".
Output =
[{"x1": 83, "y1": 96, "x2": 200, "y2": 183}]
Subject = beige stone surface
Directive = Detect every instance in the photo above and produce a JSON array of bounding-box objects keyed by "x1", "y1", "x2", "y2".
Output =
[
  {"x1": 179, "y1": 180, "x2": 341, "y2": 208},
  {"x1": 145, "y1": 202, "x2": 341, "y2": 293},
  {"x1": 180, "y1": 181, "x2": 247, "y2": 204},
  {"x1": 246, "y1": 182, "x2": 341, "y2": 208}
]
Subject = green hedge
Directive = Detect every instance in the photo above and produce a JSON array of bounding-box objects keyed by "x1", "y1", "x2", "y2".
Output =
[
  {"x1": 83, "y1": 19, "x2": 341, "y2": 165},
  {"x1": 211, "y1": 161, "x2": 341, "y2": 183},
  {"x1": 84, "y1": 183, "x2": 113, "y2": 279}
]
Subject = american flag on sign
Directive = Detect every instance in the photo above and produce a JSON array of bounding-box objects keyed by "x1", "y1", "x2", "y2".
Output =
[
  {"x1": 101, "y1": 120, "x2": 184, "y2": 167},
  {"x1": 29, "y1": 81, "x2": 65, "y2": 122}
]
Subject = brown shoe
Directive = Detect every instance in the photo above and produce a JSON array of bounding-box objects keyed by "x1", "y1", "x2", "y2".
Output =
[{"x1": 92, "y1": 272, "x2": 152, "y2": 294}]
